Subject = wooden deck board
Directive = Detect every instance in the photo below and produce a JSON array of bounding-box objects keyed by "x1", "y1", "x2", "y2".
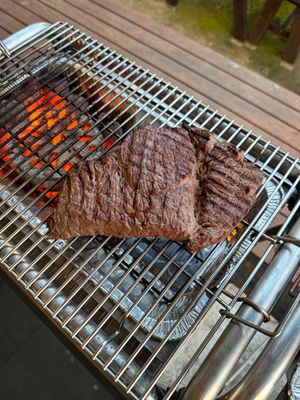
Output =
[
  {"x1": 83, "y1": 0, "x2": 300, "y2": 131},
  {"x1": 1, "y1": 0, "x2": 44, "y2": 26},
  {"x1": 0, "y1": 26, "x2": 10, "y2": 38},
  {"x1": 1, "y1": 0, "x2": 300, "y2": 160},
  {"x1": 0, "y1": 8, "x2": 24, "y2": 33}
]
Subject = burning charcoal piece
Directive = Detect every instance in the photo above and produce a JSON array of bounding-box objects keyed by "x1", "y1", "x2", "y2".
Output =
[
  {"x1": 0, "y1": 77, "x2": 122, "y2": 195},
  {"x1": 73, "y1": 66, "x2": 138, "y2": 134}
]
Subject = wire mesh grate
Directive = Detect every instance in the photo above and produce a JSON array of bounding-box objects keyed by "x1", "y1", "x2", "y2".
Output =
[{"x1": 0, "y1": 22, "x2": 299, "y2": 400}]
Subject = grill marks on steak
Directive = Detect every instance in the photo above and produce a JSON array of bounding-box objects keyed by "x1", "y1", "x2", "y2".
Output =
[
  {"x1": 47, "y1": 125, "x2": 264, "y2": 252},
  {"x1": 47, "y1": 127, "x2": 199, "y2": 241},
  {"x1": 187, "y1": 141, "x2": 263, "y2": 251},
  {"x1": 120, "y1": 125, "x2": 197, "y2": 196}
]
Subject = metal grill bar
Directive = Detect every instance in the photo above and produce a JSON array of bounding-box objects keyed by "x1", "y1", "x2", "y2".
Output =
[
  {"x1": 182, "y1": 212, "x2": 300, "y2": 400},
  {"x1": 0, "y1": 56, "x2": 144, "y2": 213},
  {"x1": 0, "y1": 23, "x2": 63, "y2": 70},
  {"x1": 3, "y1": 73, "x2": 173, "y2": 264},
  {"x1": 53, "y1": 238, "x2": 145, "y2": 319},
  {"x1": 0, "y1": 22, "x2": 300, "y2": 400},
  {"x1": 43, "y1": 95, "x2": 209, "y2": 334},
  {"x1": 100, "y1": 118, "x2": 253, "y2": 376}
]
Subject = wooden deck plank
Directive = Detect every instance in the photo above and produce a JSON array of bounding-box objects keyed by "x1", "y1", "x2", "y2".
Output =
[
  {"x1": 35, "y1": 0, "x2": 300, "y2": 155},
  {"x1": 0, "y1": 0, "x2": 43, "y2": 26},
  {"x1": 15, "y1": 0, "x2": 296, "y2": 154},
  {"x1": 0, "y1": 26, "x2": 10, "y2": 40},
  {"x1": 0, "y1": 9, "x2": 24, "y2": 33},
  {"x1": 6, "y1": 0, "x2": 273, "y2": 153},
  {"x1": 68, "y1": 0, "x2": 300, "y2": 134},
  {"x1": 11, "y1": 0, "x2": 228, "y2": 107},
  {"x1": 97, "y1": 0, "x2": 300, "y2": 113}
]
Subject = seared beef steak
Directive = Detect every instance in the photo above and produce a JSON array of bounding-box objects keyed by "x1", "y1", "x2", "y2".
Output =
[{"x1": 47, "y1": 125, "x2": 264, "y2": 252}]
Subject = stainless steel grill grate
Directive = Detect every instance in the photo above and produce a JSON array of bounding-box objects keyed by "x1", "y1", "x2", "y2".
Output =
[{"x1": 0, "y1": 22, "x2": 300, "y2": 400}]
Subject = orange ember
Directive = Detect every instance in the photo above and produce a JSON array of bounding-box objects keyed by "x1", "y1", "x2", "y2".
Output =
[
  {"x1": 20, "y1": 126, "x2": 34, "y2": 137},
  {"x1": 102, "y1": 130, "x2": 115, "y2": 151},
  {"x1": 52, "y1": 133, "x2": 63, "y2": 146},
  {"x1": 62, "y1": 162, "x2": 73, "y2": 172},
  {"x1": 0, "y1": 81, "x2": 121, "y2": 210},
  {"x1": 0, "y1": 131, "x2": 12, "y2": 166},
  {"x1": 83, "y1": 123, "x2": 91, "y2": 131},
  {"x1": 30, "y1": 157, "x2": 43, "y2": 169},
  {"x1": 47, "y1": 118, "x2": 57, "y2": 128},
  {"x1": 1, "y1": 88, "x2": 85, "y2": 174},
  {"x1": 227, "y1": 223, "x2": 244, "y2": 242},
  {"x1": 79, "y1": 135, "x2": 92, "y2": 142},
  {"x1": 58, "y1": 109, "x2": 67, "y2": 119},
  {"x1": 1, "y1": 133, "x2": 10, "y2": 142},
  {"x1": 2, "y1": 155, "x2": 10, "y2": 163},
  {"x1": 78, "y1": 77, "x2": 126, "y2": 116},
  {"x1": 1, "y1": 83, "x2": 117, "y2": 184},
  {"x1": 50, "y1": 152, "x2": 58, "y2": 167},
  {"x1": 45, "y1": 191, "x2": 58, "y2": 199},
  {"x1": 23, "y1": 149, "x2": 32, "y2": 157},
  {"x1": 103, "y1": 138, "x2": 114, "y2": 150},
  {"x1": 67, "y1": 119, "x2": 78, "y2": 131}
]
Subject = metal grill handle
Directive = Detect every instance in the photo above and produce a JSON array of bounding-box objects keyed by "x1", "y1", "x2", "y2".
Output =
[
  {"x1": 217, "y1": 296, "x2": 300, "y2": 400},
  {"x1": 0, "y1": 22, "x2": 51, "y2": 58}
]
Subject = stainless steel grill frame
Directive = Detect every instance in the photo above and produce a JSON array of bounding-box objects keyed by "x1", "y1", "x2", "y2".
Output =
[{"x1": 0, "y1": 22, "x2": 300, "y2": 400}]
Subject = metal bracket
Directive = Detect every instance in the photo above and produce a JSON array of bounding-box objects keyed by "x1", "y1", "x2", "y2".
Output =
[
  {"x1": 220, "y1": 296, "x2": 281, "y2": 338},
  {"x1": 0, "y1": 41, "x2": 11, "y2": 59},
  {"x1": 0, "y1": 22, "x2": 51, "y2": 60},
  {"x1": 221, "y1": 287, "x2": 300, "y2": 340},
  {"x1": 273, "y1": 235, "x2": 300, "y2": 247}
]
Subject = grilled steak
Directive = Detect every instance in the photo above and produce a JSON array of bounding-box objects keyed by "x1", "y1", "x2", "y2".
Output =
[{"x1": 47, "y1": 125, "x2": 264, "y2": 252}]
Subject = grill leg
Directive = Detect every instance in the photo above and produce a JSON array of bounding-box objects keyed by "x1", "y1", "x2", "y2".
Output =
[
  {"x1": 282, "y1": 5, "x2": 300, "y2": 64},
  {"x1": 233, "y1": 0, "x2": 248, "y2": 41},
  {"x1": 248, "y1": 0, "x2": 283, "y2": 45}
]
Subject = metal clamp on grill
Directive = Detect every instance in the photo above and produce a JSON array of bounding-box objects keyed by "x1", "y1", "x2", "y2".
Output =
[
  {"x1": 0, "y1": 23, "x2": 50, "y2": 58},
  {"x1": 0, "y1": 41, "x2": 11, "y2": 59},
  {"x1": 0, "y1": 22, "x2": 300, "y2": 400}
]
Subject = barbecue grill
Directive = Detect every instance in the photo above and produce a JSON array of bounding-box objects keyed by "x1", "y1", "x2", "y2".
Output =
[{"x1": 0, "y1": 22, "x2": 300, "y2": 400}]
